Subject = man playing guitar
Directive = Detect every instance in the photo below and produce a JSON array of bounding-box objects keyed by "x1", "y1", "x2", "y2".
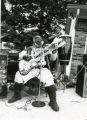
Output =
[{"x1": 8, "y1": 35, "x2": 65, "y2": 111}]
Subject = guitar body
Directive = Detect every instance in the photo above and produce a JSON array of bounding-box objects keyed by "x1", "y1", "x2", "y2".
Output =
[{"x1": 19, "y1": 59, "x2": 37, "y2": 75}]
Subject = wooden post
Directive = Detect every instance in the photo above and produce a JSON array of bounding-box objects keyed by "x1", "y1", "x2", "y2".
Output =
[
  {"x1": 84, "y1": 35, "x2": 87, "y2": 54},
  {"x1": 0, "y1": 0, "x2": 1, "y2": 49},
  {"x1": 66, "y1": 8, "x2": 80, "y2": 77}
]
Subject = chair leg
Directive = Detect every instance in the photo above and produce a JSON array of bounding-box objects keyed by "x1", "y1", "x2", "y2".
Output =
[{"x1": 35, "y1": 81, "x2": 39, "y2": 97}]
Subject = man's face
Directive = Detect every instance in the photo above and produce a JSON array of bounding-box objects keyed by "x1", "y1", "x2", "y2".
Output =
[{"x1": 34, "y1": 37, "x2": 42, "y2": 47}]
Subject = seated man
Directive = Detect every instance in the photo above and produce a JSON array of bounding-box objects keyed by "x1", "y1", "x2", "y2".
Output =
[{"x1": 8, "y1": 35, "x2": 59, "y2": 112}]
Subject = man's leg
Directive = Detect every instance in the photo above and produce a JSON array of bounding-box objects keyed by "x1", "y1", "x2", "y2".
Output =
[
  {"x1": 39, "y1": 68, "x2": 59, "y2": 111},
  {"x1": 8, "y1": 82, "x2": 23, "y2": 103},
  {"x1": 8, "y1": 69, "x2": 40, "y2": 103},
  {"x1": 8, "y1": 71, "x2": 23, "y2": 103},
  {"x1": 45, "y1": 85, "x2": 59, "y2": 111}
]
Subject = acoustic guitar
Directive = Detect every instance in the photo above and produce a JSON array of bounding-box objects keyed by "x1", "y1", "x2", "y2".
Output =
[{"x1": 19, "y1": 40, "x2": 66, "y2": 75}]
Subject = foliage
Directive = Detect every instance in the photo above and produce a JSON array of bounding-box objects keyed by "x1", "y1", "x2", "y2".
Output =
[{"x1": 1, "y1": 0, "x2": 87, "y2": 49}]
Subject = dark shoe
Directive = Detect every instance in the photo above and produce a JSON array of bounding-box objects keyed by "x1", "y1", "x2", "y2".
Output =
[
  {"x1": 49, "y1": 102, "x2": 59, "y2": 111},
  {"x1": 8, "y1": 94, "x2": 21, "y2": 103},
  {"x1": 8, "y1": 83, "x2": 22, "y2": 103},
  {"x1": 0, "y1": 85, "x2": 7, "y2": 99}
]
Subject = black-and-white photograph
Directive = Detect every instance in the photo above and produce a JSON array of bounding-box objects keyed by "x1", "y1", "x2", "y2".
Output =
[{"x1": 0, "y1": 0, "x2": 87, "y2": 120}]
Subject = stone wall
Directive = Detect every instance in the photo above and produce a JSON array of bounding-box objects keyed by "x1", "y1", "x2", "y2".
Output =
[{"x1": 70, "y1": 31, "x2": 87, "y2": 80}]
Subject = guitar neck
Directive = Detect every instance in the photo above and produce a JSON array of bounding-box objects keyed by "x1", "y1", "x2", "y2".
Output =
[{"x1": 26, "y1": 41, "x2": 66, "y2": 60}]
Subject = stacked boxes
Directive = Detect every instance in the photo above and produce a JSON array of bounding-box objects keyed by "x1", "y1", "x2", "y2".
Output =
[{"x1": 0, "y1": 50, "x2": 8, "y2": 87}]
